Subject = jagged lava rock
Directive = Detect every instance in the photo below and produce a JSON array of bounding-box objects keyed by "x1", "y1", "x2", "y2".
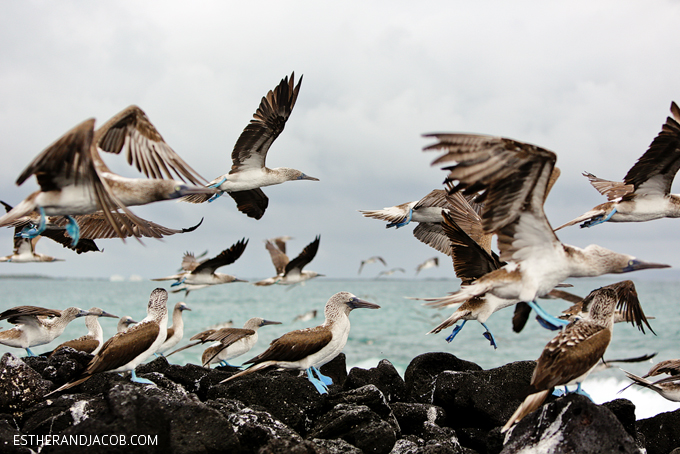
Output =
[
  {"x1": 501, "y1": 394, "x2": 641, "y2": 454},
  {"x1": 325, "y1": 384, "x2": 400, "y2": 437},
  {"x1": 405, "y1": 352, "x2": 483, "y2": 404},
  {"x1": 344, "y1": 359, "x2": 407, "y2": 402},
  {"x1": 0, "y1": 353, "x2": 52, "y2": 412},
  {"x1": 637, "y1": 408, "x2": 680, "y2": 454}
]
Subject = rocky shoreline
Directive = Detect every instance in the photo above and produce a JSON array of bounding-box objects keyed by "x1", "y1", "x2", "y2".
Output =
[{"x1": 0, "y1": 350, "x2": 678, "y2": 454}]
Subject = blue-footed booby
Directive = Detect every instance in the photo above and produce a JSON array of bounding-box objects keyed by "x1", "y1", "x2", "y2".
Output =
[
  {"x1": 181, "y1": 73, "x2": 318, "y2": 219},
  {"x1": 117, "y1": 316, "x2": 137, "y2": 333},
  {"x1": 421, "y1": 133, "x2": 669, "y2": 320},
  {"x1": 152, "y1": 239, "x2": 249, "y2": 296},
  {"x1": 220, "y1": 292, "x2": 380, "y2": 394},
  {"x1": 50, "y1": 307, "x2": 118, "y2": 356},
  {"x1": 0, "y1": 235, "x2": 64, "y2": 263},
  {"x1": 0, "y1": 306, "x2": 94, "y2": 356},
  {"x1": 155, "y1": 302, "x2": 191, "y2": 356},
  {"x1": 357, "y1": 256, "x2": 387, "y2": 275},
  {"x1": 196, "y1": 318, "x2": 281, "y2": 368},
  {"x1": 556, "y1": 101, "x2": 680, "y2": 230},
  {"x1": 254, "y1": 235, "x2": 323, "y2": 286},
  {"x1": 48, "y1": 288, "x2": 169, "y2": 394},
  {"x1": 415, "y1": 257, "x2": 439, "y2": 275},
  {"x1": 619, "y1": 358, "x2": 680, "y2": 400},
  {"x1": 501, "y1": 281, "x2": 653, "y2": 432},
  {"x1": 0, "y1": 105, "x2": 214, "y2": 246}
]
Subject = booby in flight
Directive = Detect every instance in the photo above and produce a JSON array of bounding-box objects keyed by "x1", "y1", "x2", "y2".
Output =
[
  {"x1": 420, "y1": 133, "x2": 669, "y2": 322},
  {"x1": 0, "y1": 235, "x2": 64, "y2": 263},
  {"x1": 253, "y1": 235, "x2": 323, "y2": 286},
  {"x1": 502, "y1": 281, "x2": 654, "y2": 432},
  {"x1": 48, "y1": 288, "x2": 169, "y2": 394},
  {"x1": 0, "y1": 105, "x2": 214, "y2": 246},
  {"x1": 376, "y1": 268, "x2": 405, "y2": 278},
  {"x1": 556, "y1": 101, "x2": 680, "y2": 230},
  {"x1": 0, "y1": 306, "x2": 94, "y2": 356},
  {"x1": 619, "y1": 357, "x2": 680, "y2": 401},
  {"x1": 152, "y1": 239, "x2": 249, "y2": 296},
  {"x1": 415, "y1": 257, "x2": 439, "y2": 275},
  {"x1": 155, "y1": 302, "x2": 191, "y2": 356},
  {"x1": 357, "y1": 256, "x2": 387, "y2": 275},
  {"x1": 181, "y1": 73, "x2": 318, "y2": 219},
  {"x1": 50, "y1": 307, "x2": 118, "y2": 356},
  {"x1": 220, "y1": 291, "x2": 380, "y2": 394}
]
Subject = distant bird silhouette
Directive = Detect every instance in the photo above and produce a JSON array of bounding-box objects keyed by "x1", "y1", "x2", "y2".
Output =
[
  {"x1": 358, "y1": 256, "x2": 387, "y2": 275},
  {"x1": 254, "y1": 236, "x2": 323, "y2": 286},
  {"x1": 415, "y1": 257, "x2": 439, "y2": 275},
  {"x1": 181, "y1": 73, "x2": 318, "y2": 219},
  {"x1": 556, "y1": 102, "x2": 680, "y2": 230},
  {"x1": 377, "y1": 268, "x2": 405, "y2": 278}
]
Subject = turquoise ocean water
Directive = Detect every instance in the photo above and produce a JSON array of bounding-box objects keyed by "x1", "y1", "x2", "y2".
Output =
[{"x1": 1, "y1": 276, "x2": 678, "y2": 419}]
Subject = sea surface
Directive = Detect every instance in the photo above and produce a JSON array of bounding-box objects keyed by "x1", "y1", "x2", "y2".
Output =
[{"x1": 1, "y1": 275, "x2": 678, "y2": 420}]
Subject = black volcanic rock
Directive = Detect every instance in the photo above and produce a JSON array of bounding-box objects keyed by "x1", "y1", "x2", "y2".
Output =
[
  {"x1": 500, "y1": 394, "x2": 641, "y2": 454},
  {"x1": 637, "y1": 408, "x2": 680, "y2": 454},
  {"x1": 405, "y1": 352, "x2": 483, "y2": 404},
  {"x1": 345, "y1": 359, "x2": 407, "y2": 402},
  {"x1": 0, "y1": 354, "x2": 52, "y2": 412}
]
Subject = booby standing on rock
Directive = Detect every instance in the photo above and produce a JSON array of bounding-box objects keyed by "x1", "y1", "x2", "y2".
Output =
[
  {"x1": 198, "y1": 318, "x2": 282, "y2": 368},
  {"x1": 220, "y1": 291, "x2": 380, "y2": 394},
  {"x1": 501, "y1": 281, "x2": 654, "y2": 432},
  {"x1": 50, "y1": 307, "x2": 118, "y2": 356},
  {"x1": 0, "y1": 105, "x2": 214, "y2": 246},
  {"x1": 181, "y1": 73, "x2": 318, "y2": 219},
  {"x1": 0, "y1": 306, "x2": 94, "y2": 356},
  {"x1": 48, "y1": 288, "x2": 169, "y2": 394},
  {"x1": 421, "y1": 133, "x2": 670, "y2": 328},
  {"x1": 117, "y1": 316, "x2": 137, "y2": 333},
  {"x1": 152, "y1": 239, "x2": 249, "y2": 296},
  {"x1": 155, "y1": 302, "x2": 191, "y2": 356},
  {"x1": 254, "y1": 236, "x2": 323, "y2": 286},
  {"x1": 556, "y1": 101, "x2": 680, "y2": 230}
]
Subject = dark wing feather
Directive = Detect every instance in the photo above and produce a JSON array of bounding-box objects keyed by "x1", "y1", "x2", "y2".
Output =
[
  {"x1": 0, "y1": 306, "x2": 61, "y2": 323},
  {"x1": 609, "y1": 280, "x2": 655, "y2": 334},
  {"x1": 284, "y1": 235, "x2": 320, "y2": 275},
  {"x1": 231, "y1": 73, "x2": 302, "y2": 172},
  {"x1": 244, "y1": 325, "x2": 331, "y2": 365},
  {"x1": 85, "y1": 322, "x2": 160, "y2": 375},
  {"x1": 96, "y1": 105, "x2": 206, "y2": 185},
  {"x1": 583, "y1": 172, "x2": 633, "y2": 201},
  {"x1": 265, "y1": 239, "x2": 289, "y2": 275},
  {"x1": 206, "y1": 328, "x2": 255, "y2": 346},
  {"x1": 193, "y1": 238, "x2": 248, "y2": 274},
  {"x1": 228, "y1": 188, "x2": 269, "y2": 219}
]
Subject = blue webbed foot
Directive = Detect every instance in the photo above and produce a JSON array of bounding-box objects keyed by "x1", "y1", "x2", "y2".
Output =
[
  {"x1": 25, "y1": 348, "x2": 36, "y2": 357},
  {"x1": 445, "y1": 320, "x2": 467, "y2": 343},
  {"x1": 528, "y1": 301, "x2": 568, "y2": 331},
  {"x1": 171, "y1": 276, "x2": 187, "y2": 287},
  {"x1": 208, "y1": 191, "x2": 225, "y2": 203},
  {"x1": 18, "y1": 207, "x2": 47, "y2": 239},
  {"x1": 311, "y1": 366, "x2": 333, "y2": 386},
  {"x1": 64, "y1": 216, "x2": 80, "y2": 246},
  {"x1": 481, "y1": 323, "x2": 498, "y2": 349},
  {"x1": 130, "y1": 370, "x2": 155, "y2": 385},
  {"x1": 581, "y1": 207, "x2": 617, "y2": 228},
  {"x1": 387, "y1": 208, "x2": 413, "y2": 229},
  {"x1": 207, "y1": 177, "x2": 227, "y2": 203},
  {"x1": 306, "y1": 368, "x2": 329, "y2": 394},
  {"x1": 552, "y1": 388, "x2": 566, "y2": 397},
  {"x1": 574, "y1": 383, "x2": 592, "y2": 400}
]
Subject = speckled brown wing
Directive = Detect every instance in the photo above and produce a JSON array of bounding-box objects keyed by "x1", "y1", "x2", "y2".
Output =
[
  {"x1": 52, "y1": 338, "x2": 100, "y2": 355},
  {"x1": 85, "y1": 322, "x2": 160, "y2": 375},
  {"x1": 96, "y1": 105, "x2": 206, "y2": 185},
  {"x1": 206, "y1": 328, "x2": 255, "y2": 346},
  {"x1": 583, "y1": 172, "x2": 633, "y2": 201},
  {"x1": 244, "y1": 326, "x2": 331, "y2": 365},
  {"x1": 0, "y1": 306, "x2": 62, "y2": 324},
  {"x1": 647, "y1": 359, "x2": 680, "y2": 377},
  {"x1": 265, "y1": 239, "x2": 290, "y2": 275}
]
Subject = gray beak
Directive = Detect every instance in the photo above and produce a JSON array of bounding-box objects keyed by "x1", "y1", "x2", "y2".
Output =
[
  {"x1": 622, "y1": 259, "x2": 671, "y2": 273},
  {"x1": 347, "y1": 297, "x2": 381, "y2": 310},
  {"x1": 261, "y1": 320, "x2": 282, "y2": 327},
  {"x1": 99, "y1": 310, "x2": 119, "y2": 319}
]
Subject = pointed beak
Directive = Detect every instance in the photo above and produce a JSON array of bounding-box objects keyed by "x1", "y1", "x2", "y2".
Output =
[
  {"x1": 77, "y1": 309, "x2": 95, "y2": 318},
  {"x1": 261, "y1": 320, "x2": 282, "y2": 326},
  {"x1": 622, "y1": 260, "x2": 671, "y2": 273},
  {"x1": 347, "y1": 297, "x2": 381, "y2": 310},
  {"x1": 99, "y1": 311, "x2": 119, "y2": 319},
  {"x1": 299, "y1": 174, "x2": 319, "y2": 181}
]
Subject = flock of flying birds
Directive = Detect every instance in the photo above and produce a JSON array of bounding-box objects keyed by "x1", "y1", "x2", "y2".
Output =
[{"x1": 0, "y1": 70, "x2": 678, "y2": 428}]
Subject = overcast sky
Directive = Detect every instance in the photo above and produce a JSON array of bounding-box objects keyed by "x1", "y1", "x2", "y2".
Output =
[{"x1": 1, "y1": 1, "x2": 679, "y2": 281}]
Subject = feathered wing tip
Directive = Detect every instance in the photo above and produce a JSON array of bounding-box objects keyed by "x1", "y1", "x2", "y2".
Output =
[
  {"x1": 218, "y1": 360, "x2": 277, "y2": 384},
  {"x1": 427, "y1": 310, "x2": 467, "y2": 335},
  {"x1": 501, "y1": 389, "x2": 551, "y2": 433},
  {"x1": 553, "y1": 208, "x2": 607, "y2": 231},
  {"x1": 45, "y1": 374, "x2": 92, "y2": 397},
  {"x1": 180, "y1": 192, "x2": 213, "y2": 204}
]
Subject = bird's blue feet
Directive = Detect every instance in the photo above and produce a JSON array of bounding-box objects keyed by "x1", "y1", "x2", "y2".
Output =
[
  {"x1": 311, "y1": 366, "x2": 334, "y2": 386},
  {"x1": 207, "y1": 177, "x2": 227, "y2": 203},
  {"x1": 25, "y1": 347, "x2": 36, "y2": 357},
  {"x1": 64, "y1": 216, "x2": 80, "y2": 246},
  {"x1": 445, "y1": 320, "x2": 467, "y2": 342},
  {"x1": 581, "y1": 207, "x2": 617, "y2": 228},
  {"x1": 387, "y1": 209, "x2": 413, "y2": 229},
  {"x1": 306, "y1": 367, "x2": 330, "y2": 394},
  {"x1": 130, "y1": 370, "x2": 155, "y2": 385},
  {"x1": 218, "y1": 360, "x2": 237, "y2": 368},
  {"x1": 528, "y1": 301, "x2": 568, "y2": 331},
  {"x1": 481, "y1": 323, "x2": 498, "y2": 349},
  {"x1": 574, "y1": 382, "x2": 592, "y2": 400},
  {"x1": 17, "y1": 207, "x2": 47, "y2": 239},
  {"x1": 171, "y1": 276, "x2": 187, "y2": 287}
]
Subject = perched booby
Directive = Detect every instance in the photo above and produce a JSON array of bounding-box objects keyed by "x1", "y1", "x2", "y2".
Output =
[
  {"x1": 0, "y1": 235, "x2": 63, "y2": 263},
  {"x1": 49, "y1": 288, "x2": 169, "y2": 394},
  {"x1": 556, "y1": 102, "x2": 680, "y2": 230},
  {"x1": 421, "y1": 133, "x2": 669, "y2": 325},
  {"x1": 0, "y1": 306, "x2": 93, "y2": 356},
  {"x1": 357, "y1": 256, "x2": 387, "y2": 275},
  {"x1": 415, "y1": 257, "x2": 439, "y2": 275},
  {"x1": 181, "y1": 73, "x2": 318, "y2": 219},
  {"x1": 376, "y1": 268, "x2": 406, "y2": 278},
  {"x1": 156, "y1": 302, "x2": 191, "y2": 356},
  {"x1": 50, "y1": 307, "x2": 118, "y2": 356},
  {"x1": 197, "y1": 318, "x2": 282, "y2": 368},
  {"x1": 0, "y1": 105, "x2": 214, "y2": 246},
  {"x1": 254, "y1": 235, "x2": 323, "y2": 286},
  {"x1": 220, "y1": 292, "x2": 380, "y2": 394},
  {"x1": 117, "y1": 316, "x2": 137, "y2": 333},
  {"x1": 502, "y1": 281, "x2": 652, "y2": 432},
  {"x1": 166, "y1": 320, "x2": 235, "y2": 357},
  {"x1": 152, "y1": 239, "x2": 249, "y2": 296}
]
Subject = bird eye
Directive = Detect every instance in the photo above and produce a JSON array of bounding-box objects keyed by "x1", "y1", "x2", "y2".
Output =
[{"x1": 628, "y1": 260, "x2": 635, "y2": 266}]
